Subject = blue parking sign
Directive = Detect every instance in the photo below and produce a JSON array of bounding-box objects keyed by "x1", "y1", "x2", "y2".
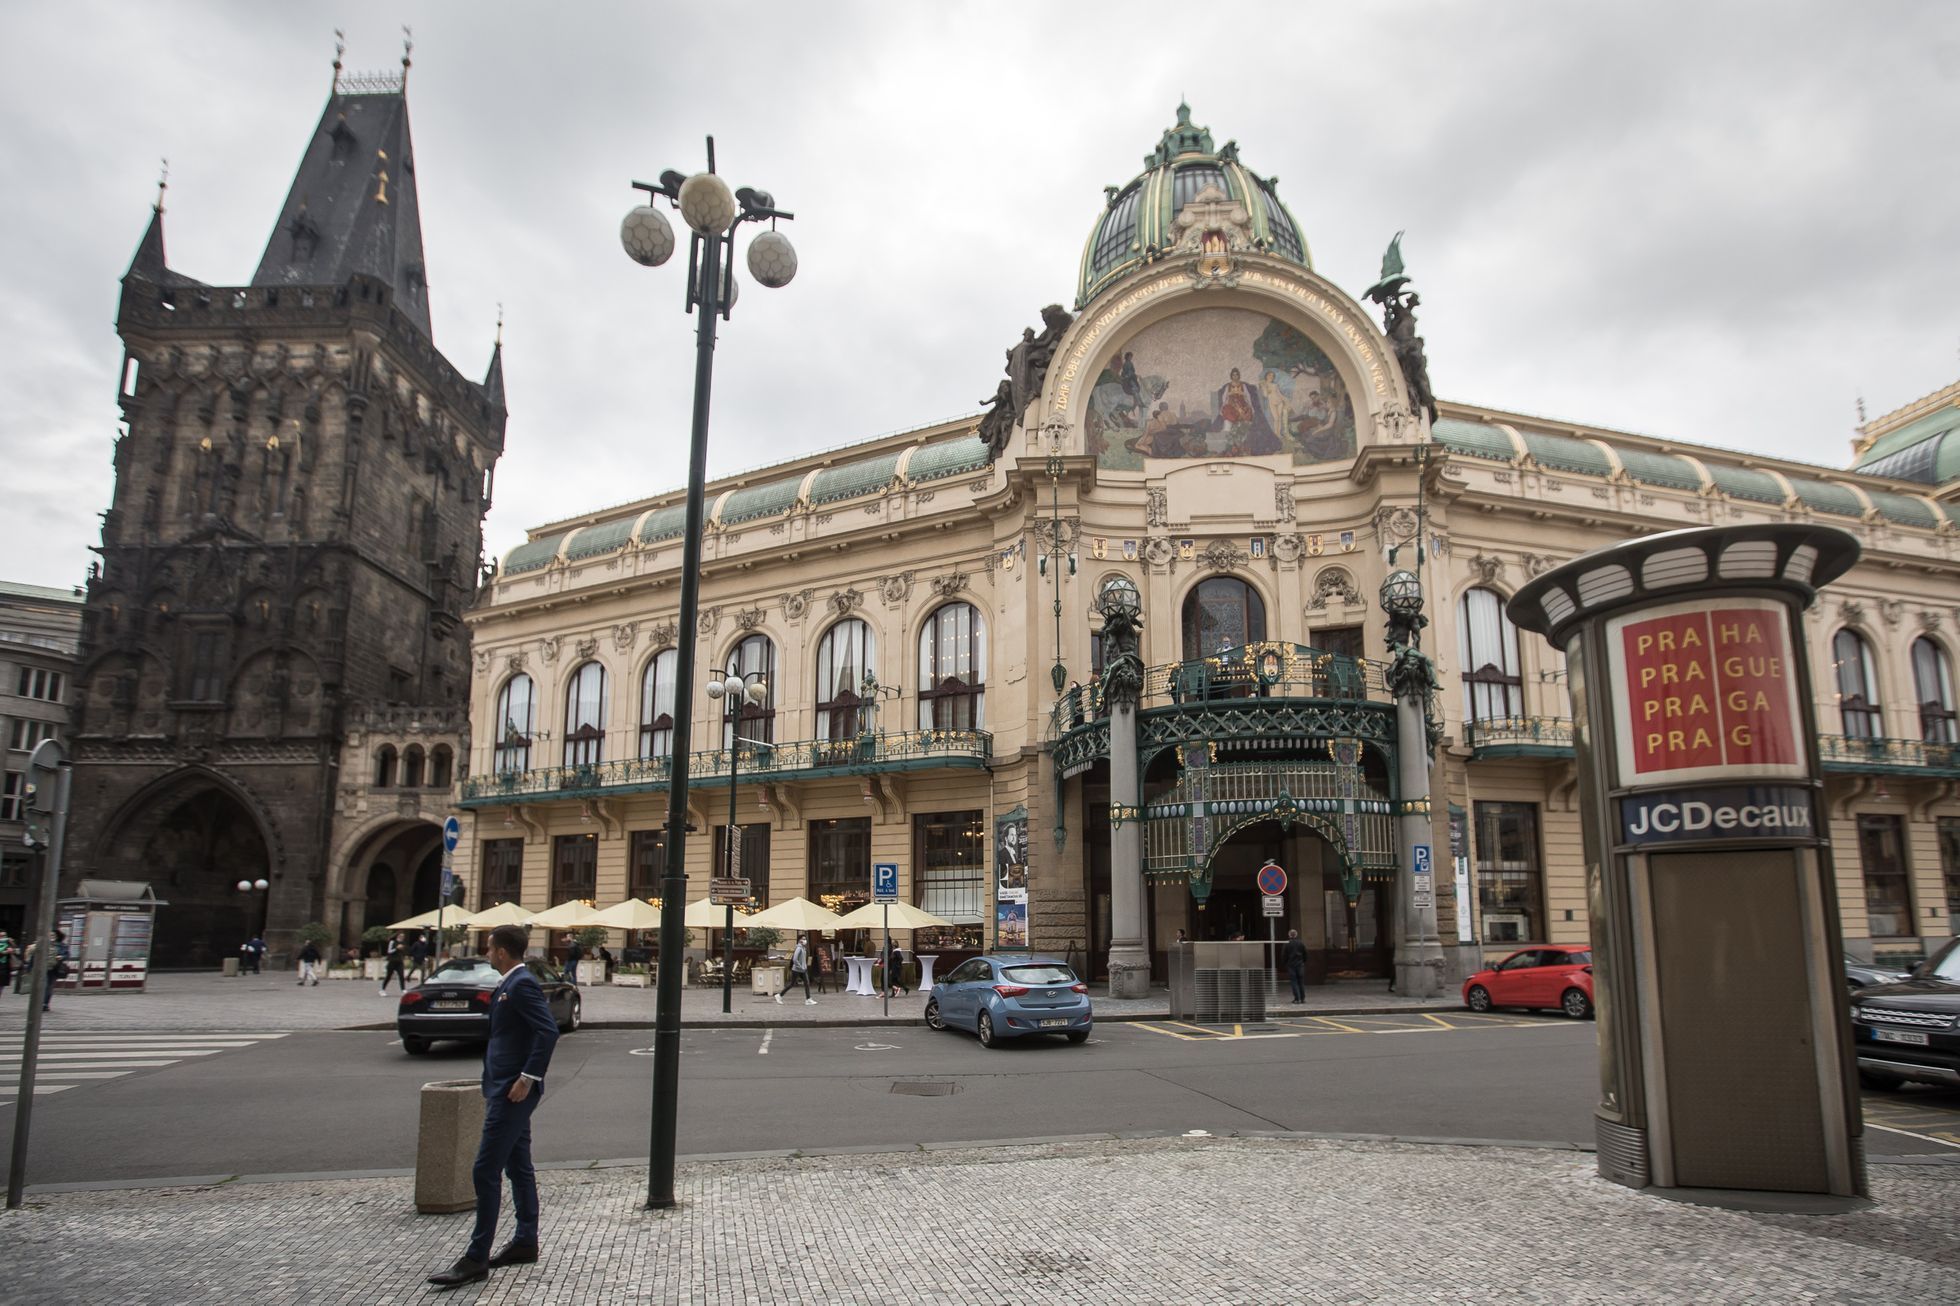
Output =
[
  {"x1": 1413, "y1": 845, "x2": 1431, "y2": 876},
  {"x1": 873, "y1": 862, "x2": 899, "y2": 903}
]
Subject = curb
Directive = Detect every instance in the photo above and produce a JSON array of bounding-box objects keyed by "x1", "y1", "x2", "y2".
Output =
[{"x1": 335, "y1": 1002, "x2": 1471, "y2": 1033}]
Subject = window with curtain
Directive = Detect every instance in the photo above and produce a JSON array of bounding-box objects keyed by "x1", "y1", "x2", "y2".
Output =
[
  {"x1": 919, "y1": 603, "x2": 986, "y2": 730},
  {"x1": 808, "y1": 818, "x2": 871, "y2": 908},
  {"x1": 494, "y1": 674, "x2": 535, "y2": 772},
  {"x1": 639, "y1": 649, "x2": 678, "y2": 759},
  {"x1": 713, "y1": 823, "x2": 772, "y2": 902},
  {"x1": 914, "y1": 811, "x2": 986, "y2": 929},
  {"x1": 1857, "y1": 814, "x2": 1912, "y2": 937},
  {"x1": 724, "y1": 634, "x2": 776, "y2": 746},
  {"x1": 1458, "y1": 588, "x2": 1523, "y2": 724},
  {"x1": 815, "y1": 619, "x2": 876, "y2": 740},
  {"x1": 550, "y1": 833, "x2": 597, "y2": 906},
  {"x1": 1474, "y1": 802, "x2": 1544, "y2": 944},
  {"x1": 1181, "y1": 577, "x2": 1267, "y2": 660},
  {"x1": 628, "y1": 828, "x2": 666, "y2": 901},
  {"x1": 1833, "y1": 628, "x2": 1881, "y2": 739},
  {"x1": 562, "y1": 661, "x2": 608, "y2": 766},
  {"x1": 479, "y1": 838, "x2": 524, "y2": 908},
  {"x1": 1911, "y1": 637, "x2": 1955, "y2": 744}
]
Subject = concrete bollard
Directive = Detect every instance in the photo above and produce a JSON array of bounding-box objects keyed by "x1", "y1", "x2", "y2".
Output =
[
  {"x1": 222, "y1": 957, "x2": 239, "y2": 977},
  {"x1": 415, "y1": 1079, "x2": 485, "y2": 1213}
]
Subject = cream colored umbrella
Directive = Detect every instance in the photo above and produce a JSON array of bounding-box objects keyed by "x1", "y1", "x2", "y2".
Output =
[
  {"x1": 683, "y1": 897, "x2": 752, "y2": 929},
  {"x1": 741, "y1": 896, "x2": 846, "y2": 932},
  {"x1": 464, "y1": 901, "x2": 537, "y2": 929},
  {"x1": 528, "y1": 900, "x2": 606, "y2": 928},
  {"x1": 385, "y1": 907, "x2": 450, "y2": 930},
  {"x1": 832, "y1": 901, "x2": 953, "y2": 931},
  {"x1": 591, "y1": 897, "x2": 673, "y2": 931}
]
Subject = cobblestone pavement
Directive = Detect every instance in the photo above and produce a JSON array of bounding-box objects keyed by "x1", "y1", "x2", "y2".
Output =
[
  {"x1": 0, "y1": 1136, "x2": 1952, "y2": 1305},
  {"x1": 0, "y1": 972, "x2": 1449, "y2": 1033}
]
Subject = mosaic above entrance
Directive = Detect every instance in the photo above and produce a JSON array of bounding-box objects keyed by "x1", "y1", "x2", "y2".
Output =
[{"x1": 1086, "y1": 307, "x2": 1358, "y2": 470}]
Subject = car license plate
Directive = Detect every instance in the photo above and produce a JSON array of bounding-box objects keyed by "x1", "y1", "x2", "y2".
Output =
[
  {"x1": 1039, "y1": 1018, "x2": 1070, "y2": 1028},
  {"x1": 1874, "y1": 1028, "x2": 1929, "y2": 1046},
  {"x1": 432, "y1": 1000, "x2": 470, "y2": 1011}
]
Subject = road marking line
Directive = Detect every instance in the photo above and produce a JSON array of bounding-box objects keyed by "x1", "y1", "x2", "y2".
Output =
[
  {"x1": 0, "y1": 1050, "x2": 227, "y2": 1061},
  {"x1": 758, "y1": 1030, "x2": 773, "y2": 1056},
  {"x1": 0, "y1": 1071, "x2": 134, "y2": 1082},
  {"x1": 1422, "y1": 1014, "x2": 1459, "y2": 1029},
  {"x1": 1864, "y1": 1121, "x2": 1960, "y2": 1150},
  {"x1": 0, "y1": 1084, "x2": 75, "y2": 1099},
  {"x1": 0, "y1": 1062, "x2": 174, "y2": 1071},
  {"x1": 1305, "y1": 1016, "x2": 1368, "y2": 1033},
  {"x1": 1130, "y1": 1023, "x2": 1199, "y2": 1041},
  {"x1": 1163, "y1": 1021, "x2": 1223, "y2": 1037},
  {"x1": 1233, "y1": 1024, "x2": 1243, "y2": 1038}
]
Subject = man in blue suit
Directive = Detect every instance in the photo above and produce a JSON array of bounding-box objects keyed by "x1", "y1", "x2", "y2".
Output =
[{"x1": 429, "y1": 923, "x2": 560, "y2": 1288}]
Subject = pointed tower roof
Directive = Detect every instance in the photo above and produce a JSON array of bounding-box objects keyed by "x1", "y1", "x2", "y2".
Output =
[
  {"x1": 482, "y1": 329, "x2": 506, "y2": 412},
  {"x1": 251, "y1": 73, "x2": 431, "y2": 338},
  {"x1": 123, "y1": 170, "x2": 205, "y2": 288}
]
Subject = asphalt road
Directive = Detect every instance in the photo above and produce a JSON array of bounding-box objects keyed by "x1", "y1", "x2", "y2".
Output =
[{"x1": 4, "y1": 1013, "x2": 1955, "y2": 1185}]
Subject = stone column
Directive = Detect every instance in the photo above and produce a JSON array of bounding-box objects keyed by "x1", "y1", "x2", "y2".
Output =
[
  {"x1": 1393, "y1": 690, "x2": 1444, "y2": 997},
  {"x1": 1106, "y1": 694, "x2": 1149, "y2": 997}
]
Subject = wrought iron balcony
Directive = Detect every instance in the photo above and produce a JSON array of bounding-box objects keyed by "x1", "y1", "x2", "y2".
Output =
[
  {"x1": 1461, "y1": 716, "x2": 1576, "y2": 758},
  {"x1": 1817, "y1": 734, "x2": 1960, "y2": 775},
  {"x1": 459, "y1": 728, "x2": 992, "y2": 805}
]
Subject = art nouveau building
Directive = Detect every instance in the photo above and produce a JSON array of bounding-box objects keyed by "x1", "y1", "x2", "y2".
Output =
[{"x1": 457, "y1": 107, "x2": 1960, "y2": 981}]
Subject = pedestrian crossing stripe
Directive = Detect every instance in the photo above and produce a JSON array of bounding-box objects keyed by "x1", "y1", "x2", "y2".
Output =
[
  {"x1": 1128, "y1": 1013, "x2": 1563, "y2": 1041},
  {"x1": 0, "y1": 1033, "x2": 286, "y2": 1103}
]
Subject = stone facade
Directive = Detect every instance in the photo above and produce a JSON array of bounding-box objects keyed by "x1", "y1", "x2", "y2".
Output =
[{"x1": 0, "y1": 581, "x2": 85, "y2": 938}]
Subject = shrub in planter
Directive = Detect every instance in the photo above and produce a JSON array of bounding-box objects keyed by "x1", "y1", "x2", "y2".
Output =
[{"x1": 360, "y1": 925, "x2": 392, "y2": 959}]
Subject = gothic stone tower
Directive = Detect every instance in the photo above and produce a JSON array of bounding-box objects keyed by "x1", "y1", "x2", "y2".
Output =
[{"x1": 68, "y1": 66, "x2": 506, "y2": 966}]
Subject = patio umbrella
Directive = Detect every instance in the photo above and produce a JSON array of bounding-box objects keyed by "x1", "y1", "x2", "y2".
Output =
[
  {"x1": 831, "y1": 901, "x2": 953, "y2": 931},
  {"x1": 591, "y1": 898, "x2": 677, "y2": 931},
  {"x1": 385, "y1": 907, "x2": 450, "y2": 930},
  {"x1": 741, "y1": 896, "x2": 846, "y2": 932},
  {"x1": 528, "y1": 900, "x2": 606, "y2": 928},
  {"x1": 464, "y1": 901, "x2": 537, "y2": 929},
  {"x1": 682, "y1": 897, "x2": 752, "y2": 929}
]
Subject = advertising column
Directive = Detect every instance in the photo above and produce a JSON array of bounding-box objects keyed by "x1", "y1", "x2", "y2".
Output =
[{"x1": 1509, "y1": 524, "x2": 1866, "y2": 1204}]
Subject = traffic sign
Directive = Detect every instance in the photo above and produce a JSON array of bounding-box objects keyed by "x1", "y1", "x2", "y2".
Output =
[
  {"x1": 873, "y1": 862, "x2": 899, "y2": 903},
  {"x1": 1413, "y1": 844, "x2": 1434, "y2": 910},
  {"x1": 440, "y1": 867, "x2": 456, "y2": 902},
  {"x1": 1261, "y1": 893, "x2": 1284, "y2": 917},
  {"x1": 1256, "y1": 861, "x2": 1288, "y2": 896},
  {"x1": 443, "y1": 816, "x2": 461, "y2": 853},
  {"x1": 1412, "y1": 844, "x2": 1431, "y2": 877},
  {"x1": 710, "y1": 877, "x2": 751, "y2": 907}
]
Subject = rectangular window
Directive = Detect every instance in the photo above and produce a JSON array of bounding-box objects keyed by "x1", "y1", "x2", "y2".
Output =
[
  {"x1": 628, "y1": 828, "x2": 667, "y2": 902},
  {"x1": 188, "y1": 633, "x2": 223, "y2": 702},
  {"x1": 8, "y1": 720, "x2": 55, "y2": 752},
  {"x1": 479, "y1": 838, "x2": 524, "y2": 908},
  {"x1": 914, "y1": 811, "x2": 986, "y2": 932},
  {"x1": 550, "y1": 833, "x2": 598, "y2": 906},
  {"x1": 14, "y1": 668, "x2": 64, "y2": 703},
  {"x1": 1858, "y1": 814, "x2": 1913, "y2": 937},
  {"x1": 807, "y1": 817, "x2": 871, "y2": 910},
  {"x1": 713, "y1": 823, "x2": 772, "y2": 902},
  {"x1": 0, "y1": 771, "x2": 22, "y2": 822},
  {"x1": 0, "y1": 852, "x2": 28, "y2": 888},
  {"x1": 1311, "y1": 626, "x2": 1365, "y2": 660},
  {"x1": 1474, "y1": 802, "x2": 1544, "y2": 944},
  {"x1": 1943, "y1": 817, "x2": 1960, "y2": 920}
]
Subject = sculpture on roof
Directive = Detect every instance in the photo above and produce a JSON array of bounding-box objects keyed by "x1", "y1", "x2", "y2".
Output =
[
  {"x1": 979, "y1": 304, "x2": 1074, "y2": 462},
  {"x1": 1365, "y1": 232, "x2": 1437, "y2": 426}
]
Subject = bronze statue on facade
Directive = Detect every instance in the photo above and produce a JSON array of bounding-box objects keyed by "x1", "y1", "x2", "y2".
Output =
[
  {"x1": 1365, "y1": 232, "x2": 1438, "y2": 426},
  {"x1": 979, "y1": 304, "x2": 1074, "y2": 461}
]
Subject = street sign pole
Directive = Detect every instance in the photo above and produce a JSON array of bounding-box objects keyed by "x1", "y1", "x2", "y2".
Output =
[
  {"x1": 437, "y1": 816, "x2": 461, "y2": 964},
  {"x1": 872, "y1": 862, "x2": 898, "y2": 1018},
  {"x1": 882, "y1": 902, "x2": 890, "y2": 1019},
  {"x1": 9, "y1": 740, "x2": 71, "y2": 1210}
]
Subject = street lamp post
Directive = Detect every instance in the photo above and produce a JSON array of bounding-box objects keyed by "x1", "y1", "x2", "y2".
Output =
[
  {"x1": 620, "y1": 138, "x2": 795, "y2": 1211},
  {"x1": 707, "y1": 671, "x2": 767, "y2": 1014}
]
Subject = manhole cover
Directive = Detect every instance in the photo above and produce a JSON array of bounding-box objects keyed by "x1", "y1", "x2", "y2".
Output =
[{"x1": 890, "y1": 1081, "x2": 962, "y2": 1097}]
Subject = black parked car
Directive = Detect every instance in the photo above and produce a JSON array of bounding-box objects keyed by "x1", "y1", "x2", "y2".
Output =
[
  {"x1": 396, "y1": 957, "x2": 582, "y2": 1056},
  {"x1": 1845, "y1": 956, "x2": 1910, "y2": 993},
  {"x1": 1848, "y1": 937, "x2": 1960, "y2": 1091}
]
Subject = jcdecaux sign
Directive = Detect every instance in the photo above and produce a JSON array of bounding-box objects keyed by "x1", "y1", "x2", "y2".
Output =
[{"x1": 1619, "y1": 784, "x2": 1815, "y2": 845}]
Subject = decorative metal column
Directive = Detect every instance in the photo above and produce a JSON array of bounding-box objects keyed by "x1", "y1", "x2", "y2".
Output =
[
  {"x1": 1381, "y1": 565, "x2": 1444, "y2": 997},
  {"x1": 1097, "y1": 576, "x2": 1150, "y2": 997}
]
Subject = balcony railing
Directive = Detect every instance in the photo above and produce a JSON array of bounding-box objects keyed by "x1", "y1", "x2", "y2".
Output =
[
  {"x1": 459, "y1": 728, "x2": 991, "y2": 805},
  {"x1": 1817, "y1": 734, "x2": 1960, "y2": 774},
  {"x1": 1462, "y1": 716, "x2": 1575, "y2": 757}
]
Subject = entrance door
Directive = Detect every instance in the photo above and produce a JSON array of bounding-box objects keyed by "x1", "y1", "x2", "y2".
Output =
[{"x1": 1321, "y1": 868, "x2": 1392, "y2": 978}]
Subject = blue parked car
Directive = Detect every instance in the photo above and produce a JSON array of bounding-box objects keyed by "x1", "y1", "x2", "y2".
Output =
[{"x1": 925, "y1": 955, "x2": 1092, "y2": 1047}]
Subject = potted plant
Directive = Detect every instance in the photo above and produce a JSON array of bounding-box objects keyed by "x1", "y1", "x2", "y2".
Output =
[
  {"x1": 360, "y1": 925, "x2": 392, "y2": 979},
  {"x1": 573, "y1": 925, "x2": 610, "y2": 984},
  {"x1": 295, "y1": 921, "x2": 333, "y2": 973},
  {"x1": 743, "y1": 925, "x2": 786, "y2": 995},
  {"x1": 612, "y1": 962, "x2": 652, "y2": 988}
]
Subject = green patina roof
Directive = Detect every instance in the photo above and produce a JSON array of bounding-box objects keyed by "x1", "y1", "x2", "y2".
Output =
[
  {"x1": 1706, "y1": 463, "x2": 1786, "y2": 504},
  {"x1": 907, "y1": 434, "x2": 990, "y2": 482},
  {"x1": 808, "y1": 452, "x2": 901, "y2": 506},
  {"x1": 1785, "y1": 476, "x2": 1865, "y2": 519},
  {"x1": 504, "y1": 533, "x2": 567, "y2": 574},
  {"x1": 1521, "y1": 431, "x2": 1612, "y2": 477},
  {"x1": 1611, "y1": 446, "x2": 1703, "y2": 491},
  {"x1": 718, "y1": 476, "x2": 802, "y2": 525},
  {"x1": 1943, "y1": 502, "x2": 1960, "y2": 530},
  {"x1": 1432, "y1": 418, "x2": 1516, "y2": 462},
  {"x1": 637, "y1": 504, "x2": 688, "y2": 542},
  {"x1": 1867, "y1": 489, "x2": 1938, "y2": 529},
  {"x1": 564, "y1": 518, "x2": 636, "y2": 560},
  {"x1": 1854, "y1": 401, "x2": 1960, "y2": 472},
  {"x1": 1855, "y1": 427, "x2": 1960, "y2": 485}
]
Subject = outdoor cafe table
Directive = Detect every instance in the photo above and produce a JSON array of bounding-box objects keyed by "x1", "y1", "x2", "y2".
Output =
[
  {"x1": 915, "y1": 954, "x2": 940, "y2": 992},
  {"x1": 844, "y1": 956, "x2": 876, "y2": 996}
]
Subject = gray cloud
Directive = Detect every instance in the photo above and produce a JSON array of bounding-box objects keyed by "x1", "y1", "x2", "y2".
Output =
[{"x1": 2, "y1": 0, "x2": 1954, "y2": 587}]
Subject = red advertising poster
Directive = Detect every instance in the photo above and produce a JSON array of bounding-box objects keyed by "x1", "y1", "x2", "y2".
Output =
[{"x1": 1606, "y1": 598, "x2": 1804, "y2": 786}]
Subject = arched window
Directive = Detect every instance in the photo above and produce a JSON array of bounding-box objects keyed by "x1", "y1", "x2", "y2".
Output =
[
  {"x1": 563, "y1": 661, "x2": 608, "y2": 766},
  {"x1": 429, "y1": 744, "x2": 454, "y2": 790},
  {"x1": 919, "y1": 603, "x2": 986, "y2": 730},
  {"x1": 816, "y1": 619, "x2": 876, "y2": 740},
  {"x1": 1913, "y1": 638, "x2": 1956, "y2": 744},
  {"x1": 374, "y1": 744, "x2": 397, "y2": 788},
  {"x1": 1181, "y1": 577, "x2": 1267, "y2": 660},
  {"x1": 1833, "y1": 628, "x2": 1882, "y2": 739},
  {"x1": 1458, "y1": 588, "x2": 1522, "y2": 724},
  {"x1": 639, "y1": 648, "x2": 678, "y2": 759},
  {"x1": 724, "y1": 635, "x2": 776, "y2": 746},
  {"x1": 493, "y1": 674, "x2": 535, "y2": 773},
  {"x1": 401, "y1": 744, "x2": 425, "y2": 788}
]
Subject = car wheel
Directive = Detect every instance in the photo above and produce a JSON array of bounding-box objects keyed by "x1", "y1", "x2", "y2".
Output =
[
  {"x1": 563, "y1": 996, "x2": 582, "y2": 1033},
  {"x1": 1859, "y1": 1069, "x2": 1905, "y2": 1093},
  {"x1": 977, "y1": 1010, "x2": 998, "y2": 1048},
  {"x1": 401, "y1": 1036, "x2": 430, "y2": 1056},
  {"x1": 1561, "y1": 988, "x2": 1593, "y2": 1020},
  {"x1": 1066, "y1": 1030, "x2": 1089, "y2": 1045},
  {"x1": 1466, "y1": 985, "x2": 1492, "y2": 1013},
  {"x1": 924, "y1": 998, "x2": 945, "y2": 1031}
]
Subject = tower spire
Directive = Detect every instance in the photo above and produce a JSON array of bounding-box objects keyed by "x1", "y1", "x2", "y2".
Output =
[
  {"x1": 401, "y1": 25, "x2": 412, "y2": 84},
  {"x1": 483, "y1": 306, "x2": 506, "y2": 411},
  {"x1": 332, "y1": 28, "x2": 344, "y2": 92},
  {"x1": 154, "y1": 158, "x2": 168, "y2": 213}
]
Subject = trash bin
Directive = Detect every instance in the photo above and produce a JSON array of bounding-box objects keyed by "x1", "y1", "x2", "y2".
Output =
[
  {"x1": 416, "y1": 1079, "x2": 485, "y2": 1213},
  {"x1": 222, "y1": 957, "x2": 239, "y2": 977}
]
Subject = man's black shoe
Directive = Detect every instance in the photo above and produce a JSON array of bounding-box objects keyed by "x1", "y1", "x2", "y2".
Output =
[
  {"x1": 427, "y1": 1256, "x2": 489, "y2": 1287},
  {"x1": 488, "y1": 1240, "x2": 539, "y2": 1268}
]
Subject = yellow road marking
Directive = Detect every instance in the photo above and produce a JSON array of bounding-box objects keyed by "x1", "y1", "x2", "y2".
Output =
[
  {"x1": 1164, "y1": 1020, "x2": 1226, "y2": 1037},
  {"x1": 1131, "y1": 1022, "x2": 1200, "y2": 1041},
  {"x1": 1422, "y1": 1014, "x2": 1458, "y2": 1030},
  {"x1": 1233, "y1": 1024, "x2": 1243, "y2": 1038},
  {"x1": 1305, "y1": 1016, "x2": 1368, "y2": 1033}
]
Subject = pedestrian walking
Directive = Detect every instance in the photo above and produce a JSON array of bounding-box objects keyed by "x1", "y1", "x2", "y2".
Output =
[
  {"x1": 380, "y1": 932, "x2": 410, "y2": 994},
  {"x1": 297, "y1": 940, "x2": 322, "y2": 986},
  {"x1": 0, "y1": 929, "x2": 14, "y2": 995},
  {"x1": 1282, "y1": 928, "x2": 1308, "y2": 1004},
  {"x1": 43, "y1": 929, "x2": 70, "y2": 1011},
  {"x1": 775, "y1": 933, "x2": 814, "y2": 1005},
  {"x1": 426, "y1": 923, "x2": 559, "y2": 1288},
  {"x1": 561, "y1": 933, "x2": 582, "y2": 987},
  {"x1": 409, "y1": 931, "x2": 432, "y2": 981},
  {"x1": 249, "y1": 935, "x2": 267, "y2": 973},
  {"x1": 886, "y1": 939, "x2": 907, "y2": 997}
]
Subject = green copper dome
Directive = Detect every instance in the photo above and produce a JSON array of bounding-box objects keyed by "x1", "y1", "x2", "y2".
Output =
[{"x1": 1077, "y1": 103, "x2": 1310, "y2": 307}]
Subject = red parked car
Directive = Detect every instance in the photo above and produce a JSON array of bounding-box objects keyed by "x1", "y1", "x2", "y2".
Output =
[{"x1": 1463, "y1": 946, "x2": 1594, "y2": 1019}]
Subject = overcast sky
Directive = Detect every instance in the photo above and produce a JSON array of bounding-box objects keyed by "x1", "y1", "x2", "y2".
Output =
[{"x1": 3, "y1": 1, "x2": 1955, "y2": 589}]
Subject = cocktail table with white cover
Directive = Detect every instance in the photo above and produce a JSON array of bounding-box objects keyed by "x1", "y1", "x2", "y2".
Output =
[
  {"x1": 844, "y1": 956, "x2": 876, "y2": 996},
  {"x1": 915, "y1": 954, "x2": 940, "y2": 992}
]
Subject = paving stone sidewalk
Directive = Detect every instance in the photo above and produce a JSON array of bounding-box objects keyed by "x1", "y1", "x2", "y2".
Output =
[
  {"x1": 0, "y1": 971, "x2": 1449, "y2": 1033},
  {"x1": 2, "y1": 1136, "x2": 1954, "y2": 1305}
]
